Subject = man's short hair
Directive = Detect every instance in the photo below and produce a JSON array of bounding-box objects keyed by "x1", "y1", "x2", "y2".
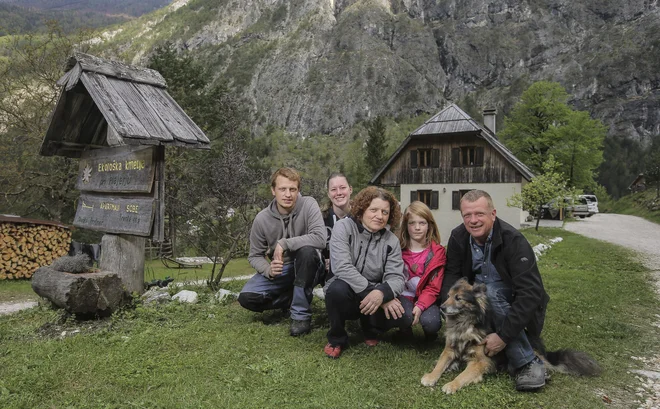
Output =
[
  {"x1": 270, "y1": 167, "x2": 301, "y2": 189},
  {"x1": 460, "y1": 189, "x2": 494, "y2": 211}
]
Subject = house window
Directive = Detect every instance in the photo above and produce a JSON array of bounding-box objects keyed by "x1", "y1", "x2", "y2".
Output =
[
  {"x1": 419, "y1": 149, "x2": 432, "y2": 167},
  {"x1": 410, "y1": 149, "x2": 440, "y2": 169},
  {"x1": 410, "y1": 190, "x2": 439, "y2": 209},
  {"x1": 451, "y1": 147, "x2": 484, "y2": 167},
  {"x1": 451, "y1": 189, "x2": 474, "y2": 210}
]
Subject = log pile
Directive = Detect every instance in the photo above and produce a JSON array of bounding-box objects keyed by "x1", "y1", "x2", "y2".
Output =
[{"x1": 0, "y1": 222, "x2": 72, "y2": 280}]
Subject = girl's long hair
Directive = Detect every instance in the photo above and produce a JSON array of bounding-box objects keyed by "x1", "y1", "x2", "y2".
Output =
[{"x1": 398, "y1": 201, "x2": 441, "y2": 250}]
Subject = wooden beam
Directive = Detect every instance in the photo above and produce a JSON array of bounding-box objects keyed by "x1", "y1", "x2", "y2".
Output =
[{"x1": 71, "y1": 52, "x2": 167, "y2": 88}]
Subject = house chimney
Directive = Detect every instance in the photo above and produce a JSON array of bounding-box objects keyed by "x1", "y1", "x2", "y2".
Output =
[{"x1": 483, "y1": 108, "x2": 497, "y2": 135}]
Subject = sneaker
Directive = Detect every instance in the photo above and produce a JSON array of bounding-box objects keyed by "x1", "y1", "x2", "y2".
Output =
[
  {"x1": 364, "y1": 338, "x2": 379, "y2": 347},
  {"x1": 324, "y1": 343, "x2": 343, "y2": 359},
  {"x1": 515, "y1": 357, "x2": 546, "y2": 391},
  {"x1": 289, "y1": 319, "x2": 311, "y2": 336}
]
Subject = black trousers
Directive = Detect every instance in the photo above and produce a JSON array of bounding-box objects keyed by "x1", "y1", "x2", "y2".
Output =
[
  {"x1": 238, "y1": 246, "x2": 324, "y2": 320},
  {"x1": 325, "y1": 278, "x2": 413, "y2": 346}
]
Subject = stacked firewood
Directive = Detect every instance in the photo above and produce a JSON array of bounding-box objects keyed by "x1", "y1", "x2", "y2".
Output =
[{"x1": 0, "y1": 222, "x2": 72, "y2": 280}]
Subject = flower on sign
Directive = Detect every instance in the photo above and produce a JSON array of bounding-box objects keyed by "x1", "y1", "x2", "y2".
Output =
[{"x1": 82, "y1": 165, "x2": 92, "y2": 183}]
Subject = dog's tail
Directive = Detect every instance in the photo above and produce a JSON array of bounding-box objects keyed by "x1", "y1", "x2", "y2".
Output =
[{"x1": 543, "y1": 349, "x2": 602, "y2": 376}]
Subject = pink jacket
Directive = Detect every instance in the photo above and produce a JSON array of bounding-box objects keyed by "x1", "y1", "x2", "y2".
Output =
[{"x1": 409, "y1": 242, "x2": 446, "y2": 311}]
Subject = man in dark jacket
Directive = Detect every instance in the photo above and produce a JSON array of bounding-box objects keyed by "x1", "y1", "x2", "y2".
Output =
[{"x1": 440, "y1": 190, "x2": 550, "y2": 391}]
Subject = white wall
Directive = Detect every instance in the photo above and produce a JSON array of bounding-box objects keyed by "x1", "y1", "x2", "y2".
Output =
[{"x1": 400, "y1": 183, "x2": 526, "y2": 246}]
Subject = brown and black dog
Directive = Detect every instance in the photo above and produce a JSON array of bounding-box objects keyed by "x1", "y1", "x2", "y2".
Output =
[{"x1": 421, "y1": 278, "x2": 601, "y2": 394}]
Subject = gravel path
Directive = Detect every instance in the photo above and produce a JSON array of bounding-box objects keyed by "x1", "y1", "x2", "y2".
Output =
[
  {"x1": 0, "y1": 301, "x2": 38, "y2": 315},
  {"x1": 565, "y1": 213, "x2": 660, "y2": 409}
]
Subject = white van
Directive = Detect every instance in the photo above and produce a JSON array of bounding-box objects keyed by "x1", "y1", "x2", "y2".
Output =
[{"x1": 580, "y1": 194, "x2": 599, "y2": 215}]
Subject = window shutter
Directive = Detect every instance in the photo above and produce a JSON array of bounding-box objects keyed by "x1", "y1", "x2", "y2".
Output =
[
  {"x1": 432, "y1": 149, "x2": 440, "y2": 168},
  {"x1": 451, "y1": 148, "x2": 460, "y2": 167},
  {"x1": 475, "y1": 147, "x2": 484, "y2": 166},
  {"x1": 431, "y1": 191, "x2": 439, "y2": 210},
  {"x1": 452, "y1": 191, "x2": 460, "y2": 210},
  {"x1": 410, "y1": 190, "x2": 418, "y2": 203},
  {"x1": 410, "y1": 150, "x2": 418, "y2": 169}
]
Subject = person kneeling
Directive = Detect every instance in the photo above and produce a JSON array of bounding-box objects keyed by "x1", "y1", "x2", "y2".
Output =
[
  {"x1": 238, "y1": 168, "x2": 326, "y2": 337},
  {"x1": 323, "y1": 187, "x2": 411, "y2": 358}
]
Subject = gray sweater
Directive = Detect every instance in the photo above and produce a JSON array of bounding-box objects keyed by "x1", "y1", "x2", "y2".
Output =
[
  {"x1": 248, "y1": 195, "x2": 326, "y2": 278},
  {"x1": 324, "y1": 217, "x2": 405, "y2": 302}
]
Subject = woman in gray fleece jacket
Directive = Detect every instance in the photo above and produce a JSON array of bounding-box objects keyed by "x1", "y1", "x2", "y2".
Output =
[{"x1": 323, "y1": 186, "x2": 411, "y2": 358}]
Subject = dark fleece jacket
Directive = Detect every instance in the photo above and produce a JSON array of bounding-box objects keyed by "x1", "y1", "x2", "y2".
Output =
[{"x1": 440, "y1": 218, "x2": 550, "y2": 344}]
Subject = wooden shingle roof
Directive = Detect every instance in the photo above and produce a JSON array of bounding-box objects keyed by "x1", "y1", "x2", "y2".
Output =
[
  {"x1": 370, "y1": 104, "x2": 534, "y2": 183},
  {"x1": 40, "y1": 53, "x2": 210, "y2": 157}
]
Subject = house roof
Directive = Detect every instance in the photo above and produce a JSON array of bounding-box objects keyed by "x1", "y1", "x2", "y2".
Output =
[
  {"x1": 628, "y1": 173, "x2": 646, "y2": 189},
  {"x1": 40, "y1": 53, "x2": 210, "y2": 158},
  {"x1": 369, "y1": 104, "x2": 535, "y2": 183}
]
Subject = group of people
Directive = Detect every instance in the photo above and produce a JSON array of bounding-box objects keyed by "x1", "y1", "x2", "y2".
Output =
[{"x1": 238, "y1": 167, "x2": 549, "y2": 391}]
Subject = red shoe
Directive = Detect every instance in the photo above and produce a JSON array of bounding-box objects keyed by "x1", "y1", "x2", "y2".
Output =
[
  {"x1": 324, "y1": 343, "x2": 343, "y2": 359},
  {"x1": 364, "y1": 338, "x2": 379, "y2": 347}
]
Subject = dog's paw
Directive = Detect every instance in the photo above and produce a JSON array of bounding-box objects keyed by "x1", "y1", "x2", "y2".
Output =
[
  {"x1": 442, "y1": 381, "x2": 460, "y2": 395},
  {"x1": 421, "y1": 373, "x2": 438, "y2": 387}
]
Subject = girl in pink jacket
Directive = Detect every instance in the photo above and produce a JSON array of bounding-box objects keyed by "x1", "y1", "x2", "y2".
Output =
[{"x1": 397, "y1": 201, "x2": 447, "y2": 341}]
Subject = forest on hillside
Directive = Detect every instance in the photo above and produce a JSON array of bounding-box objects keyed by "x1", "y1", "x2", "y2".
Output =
[{"x1": 0, "y1": 0, "x2": 170, "y2": 16}]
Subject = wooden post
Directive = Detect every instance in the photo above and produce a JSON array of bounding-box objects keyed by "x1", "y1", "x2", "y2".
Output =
[{"x1": 99, "y1": 233, "x2": 145, "y2": 294}]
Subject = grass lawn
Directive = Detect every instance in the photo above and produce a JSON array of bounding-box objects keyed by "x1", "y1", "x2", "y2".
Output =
[
  {"x1": 603, "y1": 189, "x2": 660, "y2": 225},
  {"x1": 0, "y1": 229, "x2": 658, "y2": 408}
]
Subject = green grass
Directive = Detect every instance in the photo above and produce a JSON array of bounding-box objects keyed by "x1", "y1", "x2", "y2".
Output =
[
  {"x1": 143, "y1": 257, "x2": 255, "y2": 283},
  {"x1": 605, "y1": 189, "x2": 660, "y2": 225},
  {"x1": 0, "y1": 230, "x2": 658, "y2": 407},
  {"x1": 0, "y1": 280, "x2": 37, "y2": 303}
]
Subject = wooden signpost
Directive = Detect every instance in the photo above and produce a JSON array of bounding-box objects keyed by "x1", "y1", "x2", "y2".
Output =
[
  {"x1": 39, "y1": 53, "x2": 209, "y2": 297},
  {"x1": 72, "y1": 145, "x2": 165, "y2": 293}
]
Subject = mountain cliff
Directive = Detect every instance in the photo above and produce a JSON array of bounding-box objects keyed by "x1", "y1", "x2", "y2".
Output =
[{"x1": 101, "y1": 0, "x2": 658, "y2": 148}]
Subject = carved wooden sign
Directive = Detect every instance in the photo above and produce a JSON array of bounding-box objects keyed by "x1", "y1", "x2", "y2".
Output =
[
  {"x1": 76, "y1": 146, "x2": 155, "y2": 193},
  {"x1": 73, "y1": 193, "x2": 155, "y2": 236},
  {"x1": 73, "y1": 145, "x2": 164, "y2": 239}
]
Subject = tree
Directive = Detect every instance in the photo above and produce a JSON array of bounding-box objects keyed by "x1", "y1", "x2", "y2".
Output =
[
  {"x1": 500, "y1": 81, "x2": 606, "y2": 190},
  {"x1": 645, "y1": 136, "x2": 660, "y2": 199},
  {"x1": 148, "y1": 44, "x2": 266, "y2": 286},
  {"x1": 0, "y1": 24, "x2": 92, "y2": 222},
  {"x1": 500, "y1": 82, "x2": 571, "y2": 173},
  {"x1": 552, "y1": 110, "x2": 607, "y2": 189},
  {"x1": 365, "y1": 116, "x2": 387, "y2": 175},
  {"x1": 507, "y1": 156, "x2": 578, "y2": 230}
]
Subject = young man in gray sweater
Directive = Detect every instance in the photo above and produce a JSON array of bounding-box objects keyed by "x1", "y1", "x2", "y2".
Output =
[{"x1": 238, "y1": 168, "x2": 326, "y2": 336}]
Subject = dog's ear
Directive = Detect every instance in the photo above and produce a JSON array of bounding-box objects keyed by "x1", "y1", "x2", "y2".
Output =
[{"x1": 472, "y1": 282, "x2": 487, "y2": 296}]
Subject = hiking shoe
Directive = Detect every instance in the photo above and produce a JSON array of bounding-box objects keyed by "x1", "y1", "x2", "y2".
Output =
[
  {"x1": 364, "y1": 338, "x2": 379, "y2": 347},
  {"x1": 515, "y1": 357, "x2": 546, "y2": 391},
  {"x1": 289, "y1": 319, "x2": 311, "y2": 336},
  {"x1": 324, "y1": 343, "x2": 343, "y2": 359}
]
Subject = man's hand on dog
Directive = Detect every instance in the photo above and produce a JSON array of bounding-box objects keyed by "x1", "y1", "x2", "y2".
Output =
[
  {"x1": 382, "y1": 298, "x2": 405, "y2": 319},
  {"x1": 360, "y1": 290, "x2": 384, "y2": 315},
  {"x1": 481, "y1": 333, "x2": 506, "y2": 357}
]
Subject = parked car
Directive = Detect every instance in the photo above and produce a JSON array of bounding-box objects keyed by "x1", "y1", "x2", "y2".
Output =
[
  {"x1": 580, "y1": 194, "x2": 599, "y2": 215},
  {"x1": 542, "y1": 196, "x2": 592, "y2": 219}
]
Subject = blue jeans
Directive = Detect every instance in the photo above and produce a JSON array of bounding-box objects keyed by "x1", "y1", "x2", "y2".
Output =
[
  {"x1": 238, "y1": 246, "x2": 324, "y2": 321},
  {"x1": 481, "y1": 280, "x2": 536, "y2": 370}
]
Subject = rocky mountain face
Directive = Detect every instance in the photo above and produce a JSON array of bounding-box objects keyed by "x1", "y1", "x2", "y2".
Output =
[{"x1": 107, "y1": 0, "x2": 658, "y2": 144}]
